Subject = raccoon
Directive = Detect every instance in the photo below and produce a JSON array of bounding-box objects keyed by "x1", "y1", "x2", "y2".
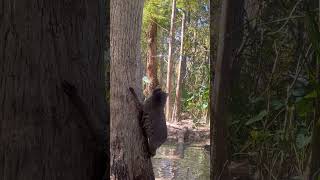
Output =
[{"x1": 129, "y1": 87, "x2": 168, "y2": 157}]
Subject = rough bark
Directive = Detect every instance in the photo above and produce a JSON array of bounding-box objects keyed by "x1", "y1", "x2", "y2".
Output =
[
  {"x1": 165, "y1": 0, "x2": 177, "y2": 121},
  {"x1": 229, "y1": 0, "x2": 245, "y2": 90},
  {"x1": 209, "y1": 0, "x2": 222, "y2": 159},
  {"x1": 0, "y1": 1, "x2": 107, "y2": 180},
  {"x1": 211, "y1": 1, "x2": 233, "y2": 178},
  {"x1": 210, "y1": 0, "x2": 244, "y2": 179},
  {"x1": 144, "y1": 19, "x2": 159, "y2": 96},
  {"x1": 110, "y1": 0, "x2": 155, "y2": 179},
  {"x1": 172, "y1": 12, "x2": 186, "y2": 122}
]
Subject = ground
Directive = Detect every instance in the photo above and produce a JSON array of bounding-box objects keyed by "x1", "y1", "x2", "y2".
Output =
[{"x1": 166, "y1": 119, "x2": 210, "y2": 146}]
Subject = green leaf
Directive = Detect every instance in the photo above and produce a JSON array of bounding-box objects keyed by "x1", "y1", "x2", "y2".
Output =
[
  {"x1": 201, "y1": 103, "x2": 208, "y2": 109},
  {"x1": 292, "y1": 88, "x2": 305, "y2": 97},
  {"x1": 250, "y1": 97, "x2": 264, "y2": 104},
  {"x1": 250, "y1": 130, "x2": 259, "y2": 140},
  {"x1": 295, "y1": 97, "x2": 304, "y2": 103},
  {"x1": 304, "y1": 90, "x2": 317, "y2": 99},
  {"x1": 271, "y1": 100, "x2": 284, "y2": 110},
  {"x1": 295, "y1": 99, "x2": 313, "y2": 117},
  {"x1": 296, "y1": 133, "x2": 311, "y2": 149},
  {"x1": 246, "y1": 110, "x2": 268, "y2": 125}
]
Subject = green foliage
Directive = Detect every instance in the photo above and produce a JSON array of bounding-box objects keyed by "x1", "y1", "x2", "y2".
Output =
[
  {"x1": 143, "y1": 0, "x2": 171, "y2": 28},
  {"x1": 141, "y1": 0, "x2": 209, "y2": 122},
  {"x1": 183, "y1": 83, "x2": 209, "y2": 119},
  {"x1": 245, "y1": 110, "x2": 268, "y2": 126},
  {"x1": 306, "y1": 12, "x2": 320, "y2": 58},
  {"x1": 226, "y1": 1, "x2": 320, "y2": 177},
  {"x1": 296, "y1": 130, "x2": 311, "y2": 149}
]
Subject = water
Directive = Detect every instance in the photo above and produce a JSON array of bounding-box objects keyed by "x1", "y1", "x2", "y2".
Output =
[{"x1": 152, "y1": 143, "x2": 210, "y2": 180}]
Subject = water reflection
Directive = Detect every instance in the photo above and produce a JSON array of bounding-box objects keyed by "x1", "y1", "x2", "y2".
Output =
[{"x1": 152, "y1": 144, "x2": 210, "y2": 180}]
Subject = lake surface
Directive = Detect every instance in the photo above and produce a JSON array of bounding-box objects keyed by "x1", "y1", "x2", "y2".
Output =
[{"x1": 152, "y1": 143, "x2": 210, "y2": 180}]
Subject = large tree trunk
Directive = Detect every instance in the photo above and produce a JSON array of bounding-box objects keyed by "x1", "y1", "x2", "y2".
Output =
[
  {"x1": 210, "y1": 0, "x2": 244, "y2": 179},
  {"x1": 166, "y1": 0, "x2": 177, "y2": 121},
  {"x1": 210, "y1": 1, "x2": 232, "y2": 178},
  {"x1": 172, "y1": 12, "x2": 186, "y2": 122},
  {"x1": 110, "y1": 0, "x2": 155, "y2": 179},
  {"x1": 0, "y1": 1, "x2": 107, "y2": 180},
  {"x1": 144, "y1": 19, "x2": 159, "y2": 96}
]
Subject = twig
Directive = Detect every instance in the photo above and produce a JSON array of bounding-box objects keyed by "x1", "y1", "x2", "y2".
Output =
[
  {"x1": 263, "y1": 163, "x2": 278, "y2": 180},
  {"x1": 217, "y1": 160, "x2": 230, "y2": 180},
  {"x1": 266, "y1": 108, "x2": 286, "y2": 129},
  {"x1": 289, "y1": 44, "x2": 312, "y2": 91},
  {"x1": 264, "y1": 41, "x2": 280, "y2": 127},
  {"x1": 266, "y1": 41, "x2": 280, "y2": 91},
  {"x1": 149, "y1": 18, "x2": 169, "y2": 32},
  {"x1": 269, "y1": 0, "x2": 303, "y2": 34},
  {"x1": 235, "y1": 33, "x2": 249, "y2": 58}
]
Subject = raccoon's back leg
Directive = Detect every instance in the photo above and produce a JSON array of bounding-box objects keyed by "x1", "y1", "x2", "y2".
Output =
[
  {"x1": 147, "y1": 141, "x2": 157, "y2": 157},
  {"x1": 141, "y1": 113, "x2": 158, "y2": 157}
]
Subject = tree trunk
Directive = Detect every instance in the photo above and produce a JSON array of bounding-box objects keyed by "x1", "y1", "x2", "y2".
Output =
[
  {"x1": 110, "y1": 0, "x2": 155, "y2": 179},
  {"x1": 175, "y1": 127, "x2": 188, "y2": 158},
  {"x1": 0, "y1": 1, "x2": 107, "y2": 180},
  {"x1": 210, "y1": 0, "x2": 244, "y2": 179},
  {"x1": 172, "y1": 12, "x2": 186, "y2": 122},
  {"x1": 166, "y1": 0, "x2": 177, "y2": 121},
  {"x1": 144, "y1": 19, "x2": 159, "y2": 96}
]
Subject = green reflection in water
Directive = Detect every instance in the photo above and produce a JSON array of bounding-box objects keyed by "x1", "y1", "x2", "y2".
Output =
[{"x1": 152, "y1": 144, "x2": 210, "y2": 180}]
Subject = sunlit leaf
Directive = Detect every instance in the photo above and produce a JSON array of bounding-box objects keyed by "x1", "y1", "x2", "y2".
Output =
[{"x1": 201, "y1": 103, "x2": 208, "y2": 109}]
